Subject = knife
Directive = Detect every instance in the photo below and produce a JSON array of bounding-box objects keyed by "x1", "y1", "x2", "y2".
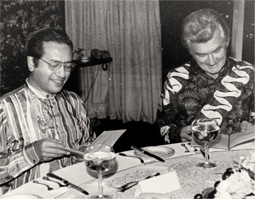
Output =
[
  {"x1": 47, "y1": 173, "x2": 89, "y2": 195},
  {"x1": 131, "y1": 145, "x2": 165, "y2": 162}
]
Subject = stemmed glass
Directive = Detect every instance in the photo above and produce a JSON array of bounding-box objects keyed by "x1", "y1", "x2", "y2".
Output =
[
  {"x1": 83, "y1": 144, "x2": 116, "y2": 198},
  {"x1": 191, "y1": 118, "x2": 220, "y2": 168}
]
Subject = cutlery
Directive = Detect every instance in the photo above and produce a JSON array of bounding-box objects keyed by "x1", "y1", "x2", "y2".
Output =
[
  {"x1": 63, "y1": 147, "x2": 85, "y2": 157},
  {"x1": 181, "y1": 143, "x2": 190, "y2": 152},
  {"x1": 131, "y1": 145, "x2": 165, "y2": 162},
  {"x1": 47, "y1": 173, "x2": 89, "y2": 195},
  {"x1": 113, "y1": 172, "x2": 160, "y2": 192},
  {"x1": 42, "y1": 176, "x2": 66, "y2": 187},
  {"x1": 119, "y1": 152, "x2": 144, "y2": 164},
  {"x1": 187, "y1": 142, "x2": 199, "y2": 153},
  {"x1": 33, "y1": 180, "x2": 53, "y2": 191}
]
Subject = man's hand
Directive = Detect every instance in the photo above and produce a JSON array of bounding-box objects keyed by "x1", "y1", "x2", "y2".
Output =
[
  {"x1": 180, "y1": 125, "x2": 192, "y2": 142},
  {"x1": 240, "y1": 121, "x2": 253, "y2": 133},
  {"x1": 34, "y1": 138, "x2": 70, "y2": 162}
]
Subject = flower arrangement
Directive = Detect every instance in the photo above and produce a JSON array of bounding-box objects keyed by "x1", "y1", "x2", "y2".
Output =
[
  {"x1": 194, "y1": 151, "x2": 255, "y2": 199},
  {"x1": 214, "y1": 169, "x2": 255, "y2": 199}
]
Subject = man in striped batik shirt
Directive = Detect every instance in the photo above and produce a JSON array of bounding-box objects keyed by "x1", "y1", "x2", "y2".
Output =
[{"x1": 0, "y1": 28, "x2": 95, "y2": 194}]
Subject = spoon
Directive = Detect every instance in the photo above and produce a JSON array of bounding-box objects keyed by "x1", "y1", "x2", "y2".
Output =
[{"x1": 119, "y1": 152, "x2": 144, "y2": 164}]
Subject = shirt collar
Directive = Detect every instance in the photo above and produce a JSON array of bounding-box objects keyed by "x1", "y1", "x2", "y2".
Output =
[
  {"x1": 190, "y1": 57, "x2": 230, "y2": 78},
  {"x1": 26, "y1": 78, "x2": 56, "y2": 99}
]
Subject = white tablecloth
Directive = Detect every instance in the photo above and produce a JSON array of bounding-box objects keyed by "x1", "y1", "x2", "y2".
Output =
[{"x1": 3, "y1": 142, "x2": 254, "y2": 199}]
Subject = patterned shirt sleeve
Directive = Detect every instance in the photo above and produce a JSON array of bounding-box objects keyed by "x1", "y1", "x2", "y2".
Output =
[
  {"x1": 0, "y1": 88, "x2": 96, "y2": 193},
  {"x1": 156, "y1": 67, "x2": 188, "y2": 143},
  {"x1": 0, "y1": 103, "x2": 39, "y2": 188}
]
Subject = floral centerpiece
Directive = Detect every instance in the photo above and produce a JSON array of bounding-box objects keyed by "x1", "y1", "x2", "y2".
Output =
[{"x1": 194, "y1": 150, "x2": 255, "y2": 199}]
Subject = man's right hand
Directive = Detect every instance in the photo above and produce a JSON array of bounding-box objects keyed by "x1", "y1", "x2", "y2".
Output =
[{"x1": 34, "y1": 138, "x2": 70, "y2": 162}]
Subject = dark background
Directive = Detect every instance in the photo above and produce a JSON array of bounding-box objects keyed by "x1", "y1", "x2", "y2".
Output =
[
  {"x1": 160, "y1": 0, "x2": 254, "y2": 84},
  {"x1": 1, "y1": 0, "x2": 254, "y2": 96},
  {"x1": 0, "y1": 0, "x2": 66, "y2": 96}
]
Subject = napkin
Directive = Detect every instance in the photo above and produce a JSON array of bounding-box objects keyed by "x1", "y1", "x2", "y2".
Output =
[
  {"x1": 135, "y1": 171, "x2": 181, "y2": 197},
  {"x1": 1, "y1": 194, "x2": 42, "y2": 199},
  {"x1": 138, "y1": 193, "x2": 170, "y2": 199}
]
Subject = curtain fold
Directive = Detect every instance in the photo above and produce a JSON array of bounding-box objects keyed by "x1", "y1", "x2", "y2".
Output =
[{"x1": 65, "y1": 0, "x2": 162, "y2": 124}]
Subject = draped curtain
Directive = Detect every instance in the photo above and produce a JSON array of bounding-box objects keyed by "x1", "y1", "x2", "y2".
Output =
[{"x1": 65, "y1": 0, "x2": 162, "y2": 124}]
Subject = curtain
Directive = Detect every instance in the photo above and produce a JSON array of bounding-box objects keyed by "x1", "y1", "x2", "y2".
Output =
[{"x1": 65, "y1": 0, "x2": 162, "y2": 124}]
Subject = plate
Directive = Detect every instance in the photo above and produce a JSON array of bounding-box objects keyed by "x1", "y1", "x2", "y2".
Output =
[
  {"x1": 1, "y1": 194, "x2": 42, "y2": 199},
  {"x1": 134, "y1": 146, "x2": 175, "y2": 159}
]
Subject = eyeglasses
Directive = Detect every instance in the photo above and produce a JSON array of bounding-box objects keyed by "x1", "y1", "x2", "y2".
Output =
[{"x1": 37, "y1": 57, "x2": 75, "y2": 72}]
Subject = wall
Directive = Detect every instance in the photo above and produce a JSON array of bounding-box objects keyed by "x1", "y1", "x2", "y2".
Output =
[{"x1": 242, "y1": 0, "x2": 254, "y2": 64}]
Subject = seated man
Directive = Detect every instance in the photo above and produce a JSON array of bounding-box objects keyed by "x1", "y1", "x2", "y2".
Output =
[
  {"x1": 156, "y1": 8, "x2": 254, "y2": 143},
  {"x1": 0, "y1": 28, "x2": 95, "y2": 193}
]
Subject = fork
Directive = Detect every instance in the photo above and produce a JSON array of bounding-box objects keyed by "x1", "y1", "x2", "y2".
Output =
[
  {"x1": 187, "y1": 142, "x2": 199, "y2": 153},
  {"x1": 33, "y1": 180, "x2": 53, "y2": 191},
  {"x1": 42, "y1": 176, "x2": 66, "y2": 187},
  {"x1": 181, "y1": 143, "x2": 190, "y2": 152},
  {"x1": 113, "y1": 172, "x2": 160, "y2": 192}
]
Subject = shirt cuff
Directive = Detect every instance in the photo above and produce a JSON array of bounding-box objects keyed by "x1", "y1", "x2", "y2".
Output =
[
  {"x1": 160, "y1": 126, "x2": 171, "y2": 143},
  {"x1": 23, "y1": 142, "x2": 41, "y2": 166},
  {"x1": 168, "y1": 124, "x2": 181, "y2": 143}
]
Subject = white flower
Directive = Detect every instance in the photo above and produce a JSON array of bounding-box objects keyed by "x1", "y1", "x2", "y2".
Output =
[
  {"x1": 214, "y1": 170, "x2": 255, "y2": 199},
  {"x1": 240, "y1": 151, "x2": 255, "y2": 174},
  {"x1": 214, "y1": 191, "x2": 232, "y2": 199}
]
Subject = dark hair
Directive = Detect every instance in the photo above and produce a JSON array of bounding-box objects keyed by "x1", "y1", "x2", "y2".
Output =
[
  {"x1": 181, "y1": 9, "x2": 230, "y2": 50},
  {"x1": 26, "y1": 28, "x2": 73, "y2": 58}
]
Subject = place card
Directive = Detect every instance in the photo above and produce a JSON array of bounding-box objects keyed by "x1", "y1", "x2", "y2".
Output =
[{"x1": 135, "y1": 171, "x2": 181, "y2": 197}]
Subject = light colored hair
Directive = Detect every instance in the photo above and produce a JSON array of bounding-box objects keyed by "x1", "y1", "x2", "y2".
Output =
[{"x1": 181, "y1": 9, "x2": 230, "y2": 50}]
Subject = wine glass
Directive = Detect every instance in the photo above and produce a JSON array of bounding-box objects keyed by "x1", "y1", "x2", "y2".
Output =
[
  {"x1": 83, "y1": 144, "x2": 116, "y2": 198},
  {"x1": 191, "y1": 118, "x2": 220, "y2": 168}
]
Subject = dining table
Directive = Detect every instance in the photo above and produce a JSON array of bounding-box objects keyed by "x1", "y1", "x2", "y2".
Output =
[{"x1": 2, "y1": 141, "x2": 254, "y2": 199}]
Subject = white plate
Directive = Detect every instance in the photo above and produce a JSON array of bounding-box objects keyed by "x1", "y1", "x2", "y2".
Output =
[
  {"x1": 1, "y1": 194, "x2": 42, "y2": 199},
  {"x1": 134, "y1": 146, "x2": 175, "y2": 159}
]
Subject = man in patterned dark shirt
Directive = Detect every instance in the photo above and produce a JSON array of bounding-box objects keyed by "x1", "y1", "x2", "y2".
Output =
[{"x1": 156, "y1": 9, "x2": 254, "y2": 143}]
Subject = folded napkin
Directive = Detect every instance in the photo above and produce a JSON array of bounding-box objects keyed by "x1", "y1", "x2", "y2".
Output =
[{"x1": 135, "y1": 171, "x2": 181, "y2": 197}]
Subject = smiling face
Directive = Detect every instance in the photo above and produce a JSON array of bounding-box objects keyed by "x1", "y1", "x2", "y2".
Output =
[
  {"x1": 28, "y1": 42, "x2": 73, "y2": 95},
  {"x1": 188, "y1": 28, "x2": 229, "y2": 79}
]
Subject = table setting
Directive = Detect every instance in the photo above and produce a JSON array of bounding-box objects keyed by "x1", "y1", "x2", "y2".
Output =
[{"x1": 2, "y1": 127, "x2": 255, "y2": 199}]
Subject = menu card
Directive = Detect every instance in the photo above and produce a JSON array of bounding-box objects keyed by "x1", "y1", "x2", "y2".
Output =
[{"x1": 91, "y1": 129, "x2": 126, "y2": 147}]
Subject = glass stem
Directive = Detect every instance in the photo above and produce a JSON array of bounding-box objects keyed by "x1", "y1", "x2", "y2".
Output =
[
  {"x1": 98, "y1": 171, "x2": 103, "y2": 197},
  {"x1": 204, "y1": 143, "x2": 209, "y2": 163}
]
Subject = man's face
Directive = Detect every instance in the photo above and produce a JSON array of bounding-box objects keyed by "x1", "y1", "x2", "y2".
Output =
[
  {"x1": 29, "y1": 42, "x2": 73, "y2": 95},
  {"x1": 188, "y1": 29, "x2": 229, "y2": 78}
]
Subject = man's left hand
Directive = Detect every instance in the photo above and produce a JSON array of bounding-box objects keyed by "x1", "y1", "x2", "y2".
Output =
[{"x1": 240, "y1": 121, "x2": 253, "y2": 133}]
